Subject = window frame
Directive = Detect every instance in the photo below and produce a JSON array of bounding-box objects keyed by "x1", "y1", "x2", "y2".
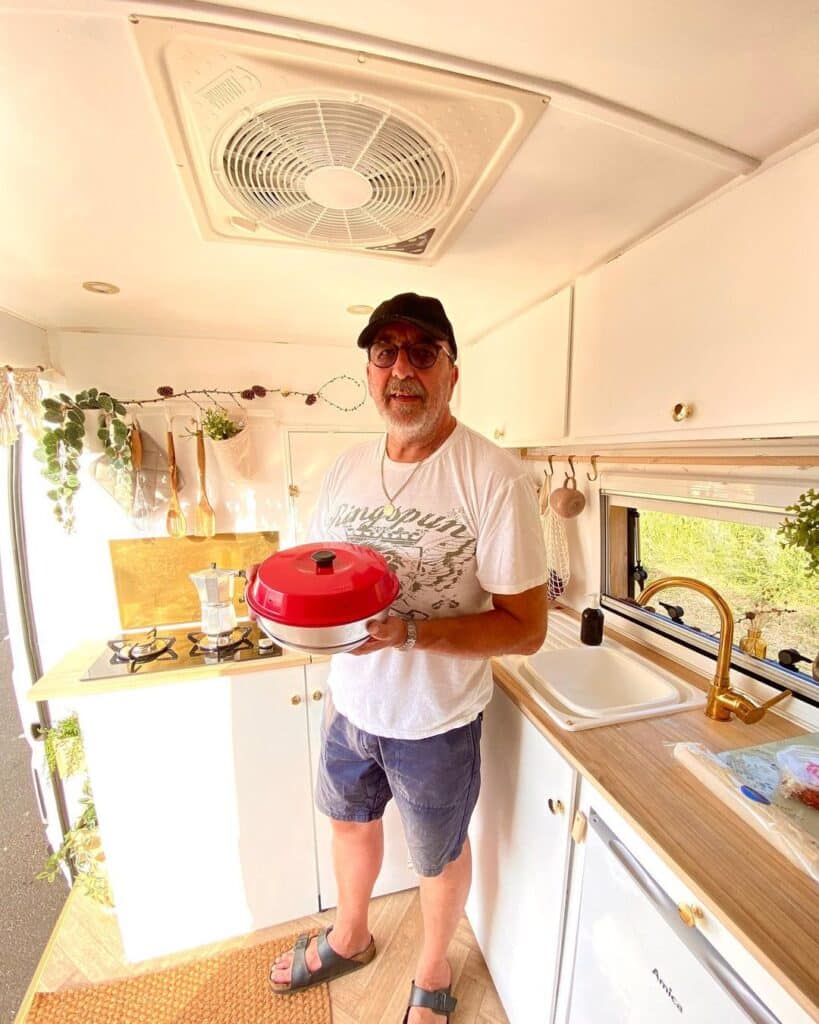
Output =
[{"x1": 599, "y1": 486, "x2": 819, "y2": 710}]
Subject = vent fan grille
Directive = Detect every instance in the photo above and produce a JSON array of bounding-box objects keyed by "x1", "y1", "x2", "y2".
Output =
[{"x1": 218, "y1": 99, "x2": 454, "y2": 247}]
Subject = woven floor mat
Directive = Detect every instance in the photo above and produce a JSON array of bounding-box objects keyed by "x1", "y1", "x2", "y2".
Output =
[{"x1": 26, "y1": 931, "x2": 332, "y2": 1024}]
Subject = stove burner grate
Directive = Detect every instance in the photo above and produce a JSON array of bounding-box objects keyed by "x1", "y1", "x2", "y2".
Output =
[
  {"x1": 187, "y1": 625, "x2": 253, "y2": 658},
  {"x1": 108, "y1": 628, "x2": 177, "y2": 667}
]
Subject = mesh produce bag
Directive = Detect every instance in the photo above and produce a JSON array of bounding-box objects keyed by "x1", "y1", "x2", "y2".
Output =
[{"x1": 539, "y1": 472, "x2": 570, "y2": 600}]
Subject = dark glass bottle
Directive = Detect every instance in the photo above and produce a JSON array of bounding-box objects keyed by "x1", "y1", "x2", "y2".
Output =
[{"x1": 580, "y1": 606, "x2": 604, "y2": 646}]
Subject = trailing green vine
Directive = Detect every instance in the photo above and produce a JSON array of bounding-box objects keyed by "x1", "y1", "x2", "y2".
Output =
[
  {"x1": 37, "y1": 780, "x2": 113, "y2": 906},
  {"x1": 35, "y1": 389, "x2": 130, "y2": 532}
]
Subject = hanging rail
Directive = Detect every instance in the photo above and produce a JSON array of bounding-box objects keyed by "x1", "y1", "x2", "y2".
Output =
[{"x1": 519, "y1": 450, "x2": 819, "y2": 468}]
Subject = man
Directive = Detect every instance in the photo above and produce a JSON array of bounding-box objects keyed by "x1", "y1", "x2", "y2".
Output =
[{"x1": 269, "y1": 292, "x2": 548, "y2": 1023}]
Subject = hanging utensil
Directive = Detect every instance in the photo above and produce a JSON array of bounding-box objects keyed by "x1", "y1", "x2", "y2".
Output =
[
  {"x1": 130, "y1": 418, "x2": 151, "y2": 532},
  {"x1": 165, "y1": 420, "x2": 187, "y2": 538},
  {"x1": 195, "y1": 425, "x2": 216, "y2": 538},
  {"x1": 550, "y1": 456, "x2": 586, "y2": 518}
]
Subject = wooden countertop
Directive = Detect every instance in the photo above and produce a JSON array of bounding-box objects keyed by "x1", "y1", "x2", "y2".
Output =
[
  {"x1": 492, "y1": 620, "x2": 819, "y2": 1020},
  {"x1": 27, "y1": 640, "x2": 313, "y2": 702}
]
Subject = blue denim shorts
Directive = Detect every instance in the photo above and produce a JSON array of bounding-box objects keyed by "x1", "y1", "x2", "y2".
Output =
[{"x1": 315, "y1": 706, "x2": 482, "y2": 877}]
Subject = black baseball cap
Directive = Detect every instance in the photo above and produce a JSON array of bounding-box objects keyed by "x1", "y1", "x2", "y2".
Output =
[{"x1": 356, "y1": 292, "x2": 457, "y2": 359}]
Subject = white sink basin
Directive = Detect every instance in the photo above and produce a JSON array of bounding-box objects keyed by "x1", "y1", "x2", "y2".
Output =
[
  {"x1": 522, "y1": 645, "x2": 680, "y2": 718},
  {"x1": 499, "y1": 616, "x2": 706, "y2": 730}
]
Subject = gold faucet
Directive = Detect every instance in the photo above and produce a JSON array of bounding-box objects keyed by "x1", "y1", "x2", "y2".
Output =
[{"x1": 636, "y1": 577, "x2": 792, "y2": 724}]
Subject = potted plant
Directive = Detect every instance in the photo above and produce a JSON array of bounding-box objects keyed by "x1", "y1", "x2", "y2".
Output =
[
  {"x1": 44, "y1": 713, "x2": 86, "y2": 778},
  {"x1": 36, "y1": 388, "x2": 131, "y2": 532},
  {"x1": 201, "y1": 404, "x2": 255, "y2": 480},
  {"x1": 37, "y1": 782, "x2": 114, "y2": 907}
]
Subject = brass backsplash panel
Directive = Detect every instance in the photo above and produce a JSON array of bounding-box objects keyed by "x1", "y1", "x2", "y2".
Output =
[{"x1": 110, "y1": 532, "x2": 279, "y2": 630}]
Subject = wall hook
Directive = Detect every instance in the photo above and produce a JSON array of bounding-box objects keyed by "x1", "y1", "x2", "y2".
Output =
[
  {"x1": 567, "y1": 455, "x2": 577, "y2": 480},
  {"x1": 587, "y1": 455, "x2": 599, "y2": 482},
  {"x1": 545, "y1": 455, "x2": 554, "y2": 477}
]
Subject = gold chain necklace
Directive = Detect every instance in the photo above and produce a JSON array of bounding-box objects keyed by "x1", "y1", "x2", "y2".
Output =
[{"x1": 380, "y1": 442, "x2": 429, "y2": 520}]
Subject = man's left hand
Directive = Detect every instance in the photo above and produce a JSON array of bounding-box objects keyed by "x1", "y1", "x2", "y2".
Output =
[{"x1": 348, "y1": 616, "x2": 409, "y2": 656}]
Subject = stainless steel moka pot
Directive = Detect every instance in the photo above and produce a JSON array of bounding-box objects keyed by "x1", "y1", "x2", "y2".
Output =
[{"x1": 189, "y1": 563, "x2": 246, "y2": 638}]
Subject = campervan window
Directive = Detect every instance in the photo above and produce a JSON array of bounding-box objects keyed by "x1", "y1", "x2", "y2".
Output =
[{"x1": 600, "y1": 476, "x2": 818, "y2": 707}]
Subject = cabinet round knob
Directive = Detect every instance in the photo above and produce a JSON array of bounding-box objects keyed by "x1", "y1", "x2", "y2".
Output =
[
  {"x1": 290, "y1": 694, "x2": 302, "y2": 706},
  {"x1": 312, "y1": 690, "x2": 324, "y2": 701},
  {"x1": 547, "y1": 798, "x2": 564, "y2": 815},
  {"x1": 493, "y1": 427, "x2": 505, "y2": 440},
  {"x1": 677, "y1": 903, "x2": 704, "y2": 928},
  {"x1": 671, "y1": 402, "x2": 693, "y2": 422}
]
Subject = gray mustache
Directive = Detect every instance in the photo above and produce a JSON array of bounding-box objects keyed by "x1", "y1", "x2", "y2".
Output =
[{"x1": 387, "y1": 384, "x2": 425, "y2": 397}]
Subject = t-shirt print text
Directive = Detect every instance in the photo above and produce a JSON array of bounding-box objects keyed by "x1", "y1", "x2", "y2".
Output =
[{"x1": 327, "y1": 503, "x2": 477, "y2": 617}]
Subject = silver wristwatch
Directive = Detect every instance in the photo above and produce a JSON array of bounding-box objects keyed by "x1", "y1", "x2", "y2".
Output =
[{"x1": 396, "y1": 619, "x2": 417, "y2": 652}]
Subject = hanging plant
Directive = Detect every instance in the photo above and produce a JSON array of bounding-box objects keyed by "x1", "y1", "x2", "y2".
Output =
[
  {"x1": 778, "y1": 488, "x2": 819, "y2": 577},
  {"x1": 44, "y1": 712, "x2": 86, "y2": 778},
  {"x1": 37, "y1": 780, "x2": 113, "y2": 906},
  {"x1": 201, "y1": 405, "x2": 245, "y2": 441},
  {"x1": 34, "y1": 388, "x2": 130, "y2": 533}
]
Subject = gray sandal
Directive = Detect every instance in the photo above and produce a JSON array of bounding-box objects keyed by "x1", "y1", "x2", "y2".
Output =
[
  {"x1": 402, "y1": 981, "x2": 458, "y2": 1021},
  {"x1": 269, "y1": 926, "x2": 376, "y2": 995}
]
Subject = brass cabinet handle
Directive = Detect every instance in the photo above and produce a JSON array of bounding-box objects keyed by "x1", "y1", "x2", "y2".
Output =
[
  {"x1": 671, "y1": 402, "x2": 694, "y2": 422},
  {"x1": 571, "y1": 811, "x2": 587, "y2": 843},
  {"x1": 290, "y1": 694, "x2": 302, "y2": 706},
  {"x1": 493, "y1": 427, "x2": 505, "y2": 440},
  {"x1": 547, "y1": 798, "x2": 565, "y2": 815},
  {"x1": 312, "y1": 690, "x2": 324, "y2": 701},
  {"x1": 677, "y1": 903, "x2": 704, "y2": 928}
]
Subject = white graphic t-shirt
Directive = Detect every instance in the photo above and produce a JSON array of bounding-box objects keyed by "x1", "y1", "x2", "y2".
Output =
[{"x1": 309, "y1": 422, "x2": 548, "y2": 739}]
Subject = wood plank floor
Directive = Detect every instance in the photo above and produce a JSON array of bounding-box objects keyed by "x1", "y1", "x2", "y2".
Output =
[{"x1": 15, "y1": 887, "x2": 510, "y2": 1024}]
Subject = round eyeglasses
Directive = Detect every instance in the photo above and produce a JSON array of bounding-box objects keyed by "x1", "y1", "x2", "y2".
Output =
[{"x1": 368, "y1": 341, "x2": 454, "y2": 370}]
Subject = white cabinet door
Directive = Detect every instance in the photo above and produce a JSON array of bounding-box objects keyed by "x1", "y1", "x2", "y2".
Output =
[
  {"x1": 459, "y1": 288, "x2": 571, "y2": 447},
  {"x1": 466, "y1": 685, "x2": 576, "y2": 1024},
  {"x1": 78, "y1": 667, "x2": 318, "y2": 962},
  {"x1": 569, "y1": 143, "x2": 819, "y2": 441},
  {"x1": 306, "y1": 661, "x2": 418, "y2": 910}
]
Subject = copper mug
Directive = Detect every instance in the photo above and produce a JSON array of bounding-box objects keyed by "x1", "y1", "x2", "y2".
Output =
[{"x1": 550, "y1": 475, "x2": 586, "y2": 518}]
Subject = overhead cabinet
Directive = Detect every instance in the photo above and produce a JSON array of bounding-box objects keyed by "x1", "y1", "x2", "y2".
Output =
[
  {"x1": 568, "y1": 143, "x2": 819, "y2": 442},
  {"x1": 458, "y1": 287, "x2": 571, "y2": 446}
]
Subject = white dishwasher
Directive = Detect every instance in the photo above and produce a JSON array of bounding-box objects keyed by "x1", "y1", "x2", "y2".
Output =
[{"x1": 565, "y1": 809, "x2": 781, "y2": 1024}]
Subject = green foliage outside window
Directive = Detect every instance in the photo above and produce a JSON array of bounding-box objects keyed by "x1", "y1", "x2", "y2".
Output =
[{"x1": 639, "y1": 510, "x2": 818, "y2": 658}]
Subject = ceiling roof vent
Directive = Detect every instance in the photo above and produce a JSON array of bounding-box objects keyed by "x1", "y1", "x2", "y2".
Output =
[{"x1": 133, "y1": 17, "x2": 546, "y2": 262}]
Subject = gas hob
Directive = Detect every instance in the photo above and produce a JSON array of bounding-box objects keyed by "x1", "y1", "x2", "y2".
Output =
[{"x1": 81, "y1": 622, "x2": 284, "y2": 681}]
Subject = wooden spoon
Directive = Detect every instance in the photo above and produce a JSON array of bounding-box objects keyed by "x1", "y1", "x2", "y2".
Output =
[
  {"x1": 195, "y1": 428, "x2": 216, "y2": 538},
  {"x1": 165, "y1": 427, "x2": 187, "y2": 538}
]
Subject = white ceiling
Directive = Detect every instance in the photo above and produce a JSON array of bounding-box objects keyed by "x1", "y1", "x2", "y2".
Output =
[{"x1": 1, "y1": 0, "x2": 818, "y2": 348}]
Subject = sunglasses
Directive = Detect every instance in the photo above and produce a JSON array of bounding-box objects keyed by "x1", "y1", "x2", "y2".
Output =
[{"x1": 368, "y1": 340, "x2": 455, "y2": 370}]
